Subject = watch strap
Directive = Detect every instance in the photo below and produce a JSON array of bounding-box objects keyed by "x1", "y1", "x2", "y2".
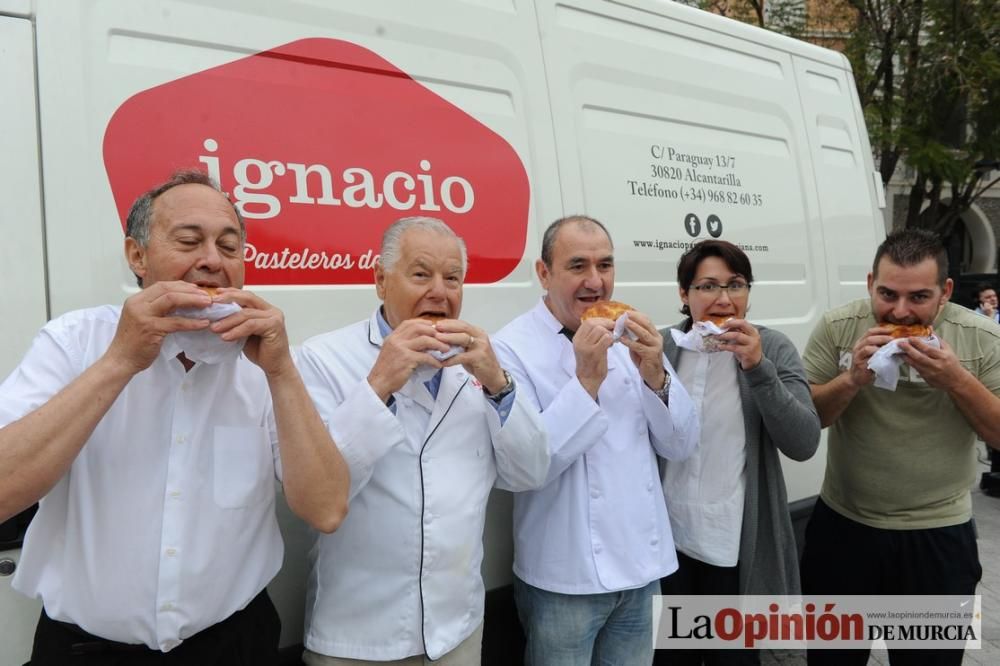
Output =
[{"x1": 484, "y1": 369, "x2": 515, "y2": 402}]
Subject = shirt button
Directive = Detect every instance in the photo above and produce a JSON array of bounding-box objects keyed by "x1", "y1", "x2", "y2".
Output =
[
  {"x1": 162, "y1": 640, "x2": 180, "y2": 651},
  {"x1": 590, "y1": 490, "x2": 600, "y2": 499},
  {"x1": 169, "y1": 490, "x2": 181, "y2": 499},
  {"x1": 165, "y1": 548, "x2": 177, "y2": 557},
  {"x1": 175, "y1": 434, "x2": 186, "y2": 444},
  {"x1": 160, "y1": 602, "x2": 173, "y2": 612},
  {"x1": 624, "y1": 378, "x2": 632, "y2": 385},
  {"x1": 651, "y1": 538, "x2": 659, "y2": 546},
  {"x1": 181, "y1": 382, "x2": 190, "y2": 392},
  {"x1": 594, "y1": 544, "x2": 603, "y2": 554},
  {"x1": 646, "y1": 482, "x2": 654, "y2": 492}
]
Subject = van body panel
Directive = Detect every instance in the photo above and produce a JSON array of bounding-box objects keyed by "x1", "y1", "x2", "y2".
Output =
[
  {"x1": 3, "y1": 1, "x2": 884, "y2": 659},
  {"x1": 534, "y1": 0, "x2": 879, "y2": 503},
  {"x1": 0, "y1": 16, "x2": 47, "y2": 379},
  {"x1": 792, "y1": 56, "x2": 885, "y2": 307},
  {"x1": 0, "y1": 14, "x2": 46, "y2": 666},
  {"x1": 37, "y1": 0, "x2": 563, "y2": 336},
  {"x1": 0, "y1": 0, "x2": 31, "y2": 18},
  {"x1": 536, "y1": 0, "x2": 831, "y2": 333}
]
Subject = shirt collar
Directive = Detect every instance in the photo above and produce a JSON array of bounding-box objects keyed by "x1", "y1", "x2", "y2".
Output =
[
  {"x1": 533, "y1": 297, "x2": 573, "y2": 340},
  {"x1": 375, "y1": 306, "x2": 392, "y2": 338}
]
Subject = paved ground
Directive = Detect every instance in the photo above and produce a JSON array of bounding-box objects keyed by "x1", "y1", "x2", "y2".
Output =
[{"x1": 762, "y1": 455, "x2": 1000, "y2": 665}]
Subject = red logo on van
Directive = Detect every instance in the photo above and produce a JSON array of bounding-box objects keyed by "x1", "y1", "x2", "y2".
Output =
[{"x1": 103, "y1": 38, "x2": 529, "y2": 285}]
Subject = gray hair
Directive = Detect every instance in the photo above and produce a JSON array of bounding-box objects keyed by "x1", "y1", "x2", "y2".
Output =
[
  {"x1": 379, "y1": 216, "x2": 468, "y2": 276},
  {"x1": 125, "y1": 169, "x2": 246, "y2": 248},
  {"x1": 540, "y1": 215, "x2": 613, "y2": 267}
]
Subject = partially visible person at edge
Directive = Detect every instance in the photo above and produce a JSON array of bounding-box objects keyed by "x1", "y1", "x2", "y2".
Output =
[
  {"x1": 800, "y1": 228, "x2": 1000, "y2": 666},
  {"x1": 492, "y1": 215, "x2": 700, "y2": 666},
  {"x1": 0, "y1": 169, "x2": 350, "y2": 665},
  {"x1": 653, "y1": 239, "x2": 820, "y2": 666},
  {"x1": 295, "y1": 216, "x2": 550, "y2": 665},
  {"x1": 974, "y1": 281, "x2": 998, "y2": 323}
]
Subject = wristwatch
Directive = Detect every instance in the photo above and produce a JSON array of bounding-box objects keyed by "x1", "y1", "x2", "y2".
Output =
[
  {"x1": 484, "y1": 369, "x2": 515, "y2": 402},
  {"x1": 649, "y1": 372, "x2": 671, "y2": 405}
]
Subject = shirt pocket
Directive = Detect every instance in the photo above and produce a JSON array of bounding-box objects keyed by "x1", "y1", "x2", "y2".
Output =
[{"x1": 213, "y1": 425, "x2": 273, "y2": 509}]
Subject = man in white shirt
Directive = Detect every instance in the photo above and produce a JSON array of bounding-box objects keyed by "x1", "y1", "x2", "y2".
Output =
[
  {"x1": 0, "y1": 170, "x2": 349, "y2": 665},
  {"x1": 974, "y1": 282, "x2": 999, "y2": 323},
  {"x1": 296, "y1": 216, "x2": 549, "y2": 665},
  {"x1": 492, "y1": 215, "x2": 699, "y2": 665}
]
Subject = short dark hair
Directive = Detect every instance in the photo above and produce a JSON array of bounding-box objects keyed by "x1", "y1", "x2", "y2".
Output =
[
  {"x1": 540, "y1": 215, "x2": 613, "y2": 267},
  {"x1": 125, "y1": 169, "x2": 245, "y2": 286},
  {"x1": 872, "y1": 228, "x2": 948, "y2": 287},
  {"x1": 676, "y1": 240, "x2": 754, "y2": 318},
  {"x1": 974, "y1": 281, "x2": 996, "y2": 300}
]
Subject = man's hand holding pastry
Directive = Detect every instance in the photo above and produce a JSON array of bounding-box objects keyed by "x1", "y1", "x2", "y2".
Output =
[
  {"x1": 433, "y1": 319, "x2": 508, "y2": 394},
  {"x1": 574, "y1": 318, "x2": 614, "y2": 400},
  {"x1": 898, "y1": 335, "x2": 967, "y2": 391},
  {"x1": 108, "y1": 281, "x2": 212, "y2": 375},
  {"x1": 846, "y1": 325, "x2": 895, "y2": 388},
  {"x1": 619, "y1": 310, "x2": 667, "y2": 389},
  {"x1": 211, "y1": 288, "x2": 295, "y2": 377},
  {"x1": 368, "y1": 319, "x2": 448, "y2": 402}
]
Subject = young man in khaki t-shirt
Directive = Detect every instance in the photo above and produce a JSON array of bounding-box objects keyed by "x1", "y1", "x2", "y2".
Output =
[{"x1": 801, "y1": 229, "x2": 1000, "y2": 666}]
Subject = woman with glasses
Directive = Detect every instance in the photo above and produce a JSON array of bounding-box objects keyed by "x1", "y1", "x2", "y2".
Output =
[{"x1": 653, "y1": 239, "x2": 820, "y2": 665}]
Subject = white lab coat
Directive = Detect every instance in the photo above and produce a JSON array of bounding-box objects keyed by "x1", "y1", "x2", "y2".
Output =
[
  {"x1": 295, "y1": 310, "x2": 549, "y2": 660},
  {"x1": 493, "y1": 299, "x2": 699, "y2": 594}
]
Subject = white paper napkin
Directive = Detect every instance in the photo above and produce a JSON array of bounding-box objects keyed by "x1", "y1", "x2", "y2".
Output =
[
  {"x1": 412, "y1": 343, "x2": 465, "y2": 383},
  {"x1": 613, "y1": 312, "x2": 639, "y2": 342},
  {"x1": 428, "y1": 345, "x2": 464, "y2": 362},
  {"x1": 867, "y1": 334, "x2": 940, "y2": 391},
  {"x1": 165, "y1": 302, "x2": 246, "y2": 364},
  {"x1": 670, "y1": 320, "x2": 729, "y2": 353}
]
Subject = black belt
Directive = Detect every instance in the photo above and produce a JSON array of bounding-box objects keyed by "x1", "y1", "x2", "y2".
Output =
[
  {"x1": 45, "y1": 588, "x2": 272, "y2": 657},
  {"x1": 49, "y1": 617, "x2": 151, "y2": 656}
]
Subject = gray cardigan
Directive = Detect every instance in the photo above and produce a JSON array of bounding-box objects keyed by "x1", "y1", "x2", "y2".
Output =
[{"x1": 661, "y1": 323, "x2": 820, "y2": 596}]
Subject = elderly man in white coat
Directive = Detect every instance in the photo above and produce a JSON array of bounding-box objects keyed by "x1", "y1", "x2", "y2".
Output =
[
  {"x1": 493, "y1": 215, "x2": 699, "y2": 666},
  {"x1": 296, "y1": 216, "x2": 550, "y2": 665}
]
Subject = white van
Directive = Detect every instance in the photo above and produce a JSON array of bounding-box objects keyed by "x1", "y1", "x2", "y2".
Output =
[{"x1": 0, "y1": 0, "x2": 885, "y2": 662}]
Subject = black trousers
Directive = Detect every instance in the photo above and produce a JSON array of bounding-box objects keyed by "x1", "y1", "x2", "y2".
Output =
[
  {"x1": 800, "y1": 498, "x2": 981, "y2": 666},
  {"x1": 653, "y1": 551, "x2": 760, "y2": 666},
  {"x1": 28, "y1": 589, "x2": 281, "y2": 666}
]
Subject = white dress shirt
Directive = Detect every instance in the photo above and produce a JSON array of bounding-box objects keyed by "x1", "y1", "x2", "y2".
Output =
[
  {"x1": 0, "y1": 306, "x2": 283, "y2": 652},
  {"x1": 295, "y1": 310, "x2": 549, "y2": 661},
  {"x1": 662, "y1": 349, "x2": 746, "y2": 567},
  {"x1": 492, "y1": 299, "x2": 699, "y2": 594}
]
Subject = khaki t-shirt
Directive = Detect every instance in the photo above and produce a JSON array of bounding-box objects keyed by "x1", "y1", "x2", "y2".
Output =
[{"x1": 803, "y1": 300, "x2": 1000, "y2": 529}]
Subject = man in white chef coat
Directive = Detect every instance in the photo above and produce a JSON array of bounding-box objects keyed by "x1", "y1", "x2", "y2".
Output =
[
  {"x1": 296, "y1": 216, "x2": 550, "y2": 665},
  {"x1": 492, "y1": 215, "x2": 699, "y2": 665},
  {"x1": 0, "y1": 170, "x2": 349, "y2": 665}
]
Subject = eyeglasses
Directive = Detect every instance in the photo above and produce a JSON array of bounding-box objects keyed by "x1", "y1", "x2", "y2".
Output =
[{"x1": 689, "y1": 281, "x2": 750, "y2": 296}]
